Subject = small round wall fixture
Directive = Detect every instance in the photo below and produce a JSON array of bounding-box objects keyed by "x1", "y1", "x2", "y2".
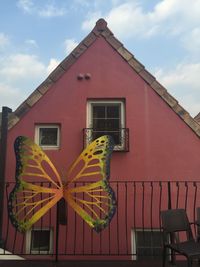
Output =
[
  {"x1": 77, "y1": 73, "x2": 84, "y2": 80},
  {"x1": 85, "y1": 73, "x2": 91, "y2": 80}
]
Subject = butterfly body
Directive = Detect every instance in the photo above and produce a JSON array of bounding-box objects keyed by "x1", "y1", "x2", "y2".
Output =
[{"x1": 8, "y1": 135, "x2": 116, "y2": 233}]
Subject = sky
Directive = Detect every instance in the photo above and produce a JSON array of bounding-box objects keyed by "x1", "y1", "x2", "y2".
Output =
[{"x1": 0, "y1": 0, "x2": 200, "y2": 117}]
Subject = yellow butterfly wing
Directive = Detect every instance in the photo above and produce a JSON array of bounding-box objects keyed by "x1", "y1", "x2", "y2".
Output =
[
  {"x1": 64, "y1": 135, "x2": 116, "y2": 232},
  {"x1": 8, "y1": 136, "x2": 63, "y2": 232}
]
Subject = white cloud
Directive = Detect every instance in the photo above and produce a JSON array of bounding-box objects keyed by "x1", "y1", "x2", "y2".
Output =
[
  {"x1": 47, "y1": 58, "x2": 60, "y2": 74},
  {"x1": 64, "y1": 39, "x2": 78, "y2": 55},
  {"x1": 25, "y1": 39, "x2": 38, "y2": 47},
  {"x1": 38, "y1": 4, "x2": 67, "y2": 18},
  {"x1": 0, "y1": 33, "x2": 9, "y2": 49},
  {"x1": 81, "y1": 1, "x2": 157, "y2": 38},
  {"x1": 72, "y1": 0, "x2": 91, "y2": 8},
  {"x1": 17, "y1": 0, "x2": 67, "y2": 18},
  {"x1": 106, "y1": 2, "x2": 150, "y2": 38},
  {"x1": 155, "y1": 62, "x2": 200, "y2": 116},
  {"x1": 17, "y1": 0, "x2": 34, "y2": 13},
  {"x1": 82, "y1": 0, "x2": 200, "y2": 39},
  {"x1": 0, "y1": 83, "x2": 23, "y2": 109},
  {"x1": 0, "y1": 54, "x2": 46, "y2": 83},
  {"x1": 182, "y1": 27, "x2": 200, "y2": 57},
  {"x1": 82, "y1": 11, "x2": 102, "y2": 31},
  {"x1": 0, "y1": 53, "x2": 55, "y2": 110},
  {"x1": 155, "y1": 63, "x2": 200, "y2": 90}
]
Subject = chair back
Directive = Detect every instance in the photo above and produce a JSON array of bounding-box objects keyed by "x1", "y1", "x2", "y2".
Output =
[
  {"x1": 196, "y1": 207, "x2": 200, "y2": 241},
  {"x1": 161, "y1": 209, "x2": 194, "y2": 243}
]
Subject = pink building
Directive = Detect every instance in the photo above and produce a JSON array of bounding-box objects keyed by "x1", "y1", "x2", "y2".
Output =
[{"x1": 1, "y1": 18, "x2": 200, "y2": 260}]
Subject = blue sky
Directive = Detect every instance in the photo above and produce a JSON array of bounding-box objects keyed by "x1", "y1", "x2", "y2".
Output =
[{"x1": 0, "y1": 0, "x2": 200, "y2": 116}]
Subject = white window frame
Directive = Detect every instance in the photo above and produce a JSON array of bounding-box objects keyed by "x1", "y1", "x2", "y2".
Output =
[
  {"x1": 86, "y1": 100, "x2": 125, "y2": 151},
  {"x1": 26, "y1": 228, "x2": 53, "y2": 254},
  {"x1": 35, "y1": 124, "x2": 60, "y2": 150},
  {"x1": 131, "y1": 228, "x2": 163, "y2": 260}
]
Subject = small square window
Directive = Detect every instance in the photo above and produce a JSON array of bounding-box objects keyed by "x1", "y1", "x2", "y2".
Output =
[
  {"x1": 35, "y1": 125, "x2": 60, "y2": 149},
  {"x1": 132, "y1": 229, "x2": 163, "y2": 260},
  {"x1": 26, "y1": 229, "x2": 53, "y2": 254}
]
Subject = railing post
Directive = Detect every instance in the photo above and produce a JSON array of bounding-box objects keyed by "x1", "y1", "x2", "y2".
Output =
[
  {"x1": 55, "y1": 198, "x2": 67, "y2": 261},
  {"x1": 55, "y1": 202, "x2": 59, "y2": 262},
  {"x1": 167, "y1": 181, "x2": 176, "y2": 264},
  {"x1": 167, "y1": 181, "x2": 172, "y2": 210},
  {"x1": 0, "y1": 106, "x2": 12, "y2": 247}
]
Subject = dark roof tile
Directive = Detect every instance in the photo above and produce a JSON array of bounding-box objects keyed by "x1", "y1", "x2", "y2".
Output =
[
  {"x1": 106, "y1": 35, "x2": 123, "y2": 50},
  {"x1": 15, "y1": 102, "x2": 30, "y2": 118},
  {"x1": 83, "y1": 32, "x2": 97, "y2": 47},
  {"x1": 117, "y1": 46, "x2": 133, "y2": 61},
  {"x1": 26, "y1": 90, "x2": 43, "y2": 107},
  {"x1": 49, "y1": 66, "x2": 65, "y2": 82},
  {"x1": 72, "y1": 43, "x2": 87, "y2": 58},
  {"x1": 37, "y1": 78, "x2": 54, "y2": 95},
  {"x1": 139, "y1": 69, "x2": 155, "y2": 85},
  {"x1": 128, "y1": 57, "x2": 144, "y2": 73}
]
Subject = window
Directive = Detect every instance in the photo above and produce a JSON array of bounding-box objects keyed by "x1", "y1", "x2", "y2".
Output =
[
  {"x1": 132, "y1": 229, "x2": 162, "y2": 260},
  {"x1": 86, "y1": 100, "x2": 127, "y2": 151},
  {"x1": 26, "y1": 228, "x2": 53, "y2": 254},
  {"x1": 35, "y1": 124, "x2": 60, "y2": 149}
]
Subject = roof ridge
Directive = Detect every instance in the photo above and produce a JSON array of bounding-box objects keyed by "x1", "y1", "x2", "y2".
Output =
[{"x1": 7, "y1": 18, "x2": 200, "y2": 138}]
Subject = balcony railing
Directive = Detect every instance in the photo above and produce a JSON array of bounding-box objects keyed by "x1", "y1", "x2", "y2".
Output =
[
  {"x1": 1, "y1": 180, "x2": 200, "y2": 261},
  {"x1": 83, "y1": 128, "x2": 129, "y2": 151}
]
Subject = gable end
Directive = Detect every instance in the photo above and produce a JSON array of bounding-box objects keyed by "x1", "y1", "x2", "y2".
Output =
[{"x1": 6, "y1": 18, "x2": 200, "y2": 138}]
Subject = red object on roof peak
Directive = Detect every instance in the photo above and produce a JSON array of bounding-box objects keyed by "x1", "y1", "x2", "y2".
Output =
[{"x1": 95, "y1": 18, "x2": 107, "y2": 31}]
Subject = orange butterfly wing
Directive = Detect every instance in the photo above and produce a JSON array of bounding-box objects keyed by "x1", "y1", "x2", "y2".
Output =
[
  {"x1": 64, "y1": 135, "x2": 116, "y2": 232},
  {"x1": 8, "y1": 136, "x2": 63, "y2": 232}
]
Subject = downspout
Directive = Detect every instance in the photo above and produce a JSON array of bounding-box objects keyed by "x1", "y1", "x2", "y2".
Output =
[{"x1": 0, "y1": 107, "x2": 12, "y2": 247}]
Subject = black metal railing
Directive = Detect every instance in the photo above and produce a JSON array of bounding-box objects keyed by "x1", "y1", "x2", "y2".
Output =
[
  {"x1": 83, "y1": 128, "x2": 129, "y2": 151},
  {"x1": 1, "y1": 180, "x2": 200, "y2": 260}
]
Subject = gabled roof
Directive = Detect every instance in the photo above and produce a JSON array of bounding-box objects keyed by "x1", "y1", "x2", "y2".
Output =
[{"x1": 6, "y1": 18, "x2": 200, "y2": 137}]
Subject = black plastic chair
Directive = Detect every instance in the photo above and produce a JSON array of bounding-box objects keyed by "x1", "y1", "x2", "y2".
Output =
[{"x1": 161, "y1": 208, "x2": 200, "y2": 267}]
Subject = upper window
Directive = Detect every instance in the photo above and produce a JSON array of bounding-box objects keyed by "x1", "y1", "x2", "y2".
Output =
[
  {"x1": 86, "y1": 100, "x2": 128, "y2": 151},
  {"x1": 35, "y1": 124, "x2": 60, "y2": 149}
]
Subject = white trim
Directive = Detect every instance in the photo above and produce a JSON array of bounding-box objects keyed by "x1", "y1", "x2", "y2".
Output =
[
  {"x1": 87, "y1": 100, "x2": 125, "y2": 128},
  {"x1": 86, "y1": 100, "x2": 125, "y2": 150},
  {"x1": 35, "y1": 124, "x2": 60, "y2": 150},
  {"x1": 26, "y1": 228, "x2": 53, "y2": 254}
]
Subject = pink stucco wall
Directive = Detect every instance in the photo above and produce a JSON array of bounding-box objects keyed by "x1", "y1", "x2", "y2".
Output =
[
  {"x1": 5, "y1": 36, "x2": 200, "y2": 182},
  {"x1": 3, "y1": 35, "x2": 200, "y2": 259}
]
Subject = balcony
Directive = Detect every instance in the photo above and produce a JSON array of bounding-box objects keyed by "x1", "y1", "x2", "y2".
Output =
[
  {"x1": 1, "y1": 180, "x2": 200, "y2": 265},
  {"x1": 83, "y1": 128, "x2": 129, "y2": 151}
]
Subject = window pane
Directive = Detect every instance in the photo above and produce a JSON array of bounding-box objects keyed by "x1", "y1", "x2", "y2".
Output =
[
  {"x1": 31, "y1": 230, "x2": 50, "y2": 251},
  {"x1": 39, "y1": 128, "x2": 58, "y2": 146},
  {"x1": 93, "y1": 106, "x2": 105, "y2": 118},
  {"x1": 92, "y1": 131, "x2": 107, "y2": 140},
  {"x1": 107, "y1": 105, "x2": 120, "y2": 118},
  {"x1": 105, "y1": 119, "x2": 120, "y2": 130},
  {"x1": 110, "y1": 131, "x2": 120, "y2": 145},
  {"x1": 93, "y1": 119, "x2": 107, "y2": 130}
]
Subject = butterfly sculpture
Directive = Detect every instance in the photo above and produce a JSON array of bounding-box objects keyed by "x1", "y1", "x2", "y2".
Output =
[{"x1": 8, "y1": 135, "x2": 116, "y2": 233}]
